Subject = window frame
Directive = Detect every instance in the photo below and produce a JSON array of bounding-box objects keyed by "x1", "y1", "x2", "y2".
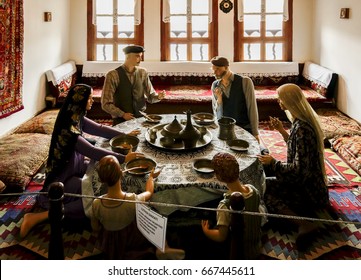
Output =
[
  {"x1": 160, "y1": 0, "x2": 218, "y2": 61},
  {"x1": 234, "y1": 0, "x2": 293, "y2": 62},
  {"x1": 87, "y1": 0, "x2": 145, "y2": 61}
]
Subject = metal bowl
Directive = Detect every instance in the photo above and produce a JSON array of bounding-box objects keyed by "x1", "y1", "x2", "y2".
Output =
[
  {"x1": 110, "y1": 135, "x2": 140, "y2": 155},
  {"x1": 125, "y1": 157, "x2": 157, "y2": 175},
  {"x1": 192, "y1": 158, "x2": 214, "y2": 174},
  {"x1": 193, "y1": 113, "x2": 215, "y2": 125}
]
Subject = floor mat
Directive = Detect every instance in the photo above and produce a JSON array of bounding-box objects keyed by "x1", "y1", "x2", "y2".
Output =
[
  {"x1": 258, "y1": 122, "x2": 361, "y2": 259},
  {"x1": 0, "y1": 166, "x2": 45, "y2": 249},
  {"x1": 18, "y1": 223, "x2": 102, "y2": 260},
  {"x1": 261, "y1": 220, "x2": 361, "y2": 260},
  {"x1": 2, "y1": 122, "x2": 361, "y2": 260},
  {"x1": 259, "y1": 125, "x2": 360, "y2": 186}
]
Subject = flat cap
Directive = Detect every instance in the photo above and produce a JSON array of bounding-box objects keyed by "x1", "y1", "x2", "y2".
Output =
[
  {"x1": 210, "y1": 56, "x2": 229, "y2": 67},
  {"x1": 123, "y1": 45, "x2": 145, "y2": 54}
]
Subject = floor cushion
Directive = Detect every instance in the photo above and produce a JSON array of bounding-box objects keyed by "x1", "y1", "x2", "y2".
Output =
[
  {"x1": 0, "y1": 133, "x2": 51, "y2": 191},
  {"x1": 332, "y1": 135, "x2": 361, "y2": 176},
  {"x1": 316, "y1": 108, "x2": 361, "y2": 139},
  {"x1": 13, "y1": 109, "x2": 59, "y2": 135}
]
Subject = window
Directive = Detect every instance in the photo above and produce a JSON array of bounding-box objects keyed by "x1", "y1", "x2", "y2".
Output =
[
  {"x1": 234, "y1": 0, "x2": 292, "y2": 61},
  {"x1": 87, "y1": 0, "x2": 144, "y2": 61},
  {"x1": 161, "y1": 0, "x2": 218, "y2": 61}
]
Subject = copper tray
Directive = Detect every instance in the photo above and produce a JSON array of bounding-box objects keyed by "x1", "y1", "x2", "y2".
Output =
[{"x1": 145, "y1": 123, "x2": 212, "y2": 151}]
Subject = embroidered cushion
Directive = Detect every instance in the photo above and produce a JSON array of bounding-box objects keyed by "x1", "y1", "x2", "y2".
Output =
[
  {"x1": 0, "y1": 133, "x2": 51, "y2": 190},
  {"x1": 13, "y1": 109, "x2": 59, "y2": 134},
  {"x1": 57, "y1": 77, "x2": 73, "y2": 99},
  {"x1": 332, "y1": 135, "x2": 361, "y2": 176},
  {"x1": 316, "y1": 108, "x2": 361, "y2": 139}
]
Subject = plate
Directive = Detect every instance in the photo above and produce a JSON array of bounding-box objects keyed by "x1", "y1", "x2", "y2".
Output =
[
  {"x1": 192, "y1": 113, "x2": 215, "y2": 125},
  {"x1": 227, "y1": 139, "x2": 249, "y2": 152},
  {"x1": 144, "y1": 114, "x2": 162, "y2": 124},
  {"x1": 125, "y1": 157, "x2": 157, "y2": 175},
  {"x1": 193, "y1": 158, "x2": 214, "y2": 174}
]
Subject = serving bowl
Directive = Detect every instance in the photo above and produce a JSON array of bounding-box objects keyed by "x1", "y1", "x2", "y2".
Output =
[
  {"x1": 110, "y1": 135, "x2": 140, "y2": 155},
  {"x1": 192, "y1": 112, "x2": 215, "y2": 125},
  {"x1": 125, "y1": 157, "x2": 157, "y2": 175}
]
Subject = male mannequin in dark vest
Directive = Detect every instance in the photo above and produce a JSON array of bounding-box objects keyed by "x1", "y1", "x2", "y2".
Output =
[
  {"x1": 210, "y1": 56, "x2": 261, "y2": 144},
  {"x1": 101, "y1": 45, "x2": 166, "y2": 125}
]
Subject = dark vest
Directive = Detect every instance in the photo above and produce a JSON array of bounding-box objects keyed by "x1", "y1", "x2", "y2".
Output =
[
  {"x1": 114, "y1": 66, "x2": 134, "y2": 114},
  {"x1": 220, "y1": 75, "x2": 250, "y2": 129}
]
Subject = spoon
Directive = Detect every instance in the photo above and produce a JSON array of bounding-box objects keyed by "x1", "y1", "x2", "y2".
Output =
[
  {"x1": 193, "y1": 115, "x2": 205, "y2": 121},
  {"x1": 139, "y1": 111, "x2": 156, "y2": 122},
  {"x1": 123, "y1": 165, "x2": 148, "y2": 173}
]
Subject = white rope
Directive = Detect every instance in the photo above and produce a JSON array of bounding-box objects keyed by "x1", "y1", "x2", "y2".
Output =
[{"x1": 2, "y1": 191, "x2": 361, "y2": 226}]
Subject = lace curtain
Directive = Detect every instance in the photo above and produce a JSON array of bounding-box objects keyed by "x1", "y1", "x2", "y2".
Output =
[
  {"x1": 92, "y1": 0, "x2": 142, "y2": 25},
  {"x1": 162, "y1": 0, "x2": 213, "y2": 23},
  {"x1": 237, "y1": 0, "x2": 289, "y2": 22}
]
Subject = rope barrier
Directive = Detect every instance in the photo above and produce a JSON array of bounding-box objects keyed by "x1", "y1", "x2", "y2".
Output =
[{"x1": 1, "y1": 191, "x2": 361, "y2": 226}]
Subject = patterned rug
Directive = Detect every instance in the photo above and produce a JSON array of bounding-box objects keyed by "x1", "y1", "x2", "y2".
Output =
[
  {"x1": 259, "y1": 122, "x2": 361, "y2": 186},
  {"x1": 0, "y1": 168, "x2": 44, "y2": 249},
  {"x1": 261, "y1": 220, "x2": 361, "y2": 260},
  {"x1": 1, "y1": 122, "x2": 361, "y2": 260},
  {"x1": 258, "y1": 122, "x2": 361, "y2": 259},
  {"x1": 0, "y1": 163, "x2": 102, "y2": 260},
  {"x1": 0, "y1": 1, "x2": 24, "y2": 118}
]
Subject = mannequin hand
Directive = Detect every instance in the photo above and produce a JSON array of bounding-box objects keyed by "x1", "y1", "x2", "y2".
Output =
[
  {"x1": 128, "y1": 129, "x2": 141, "y2": 136},
  {"x1": 214, "y1": 87, "x2": 223, "y2": 104},
  {"x1": 150, "y1": 168, "x2": 161, "y2": 179},
  {"x1": 124, "y1": 151, "x2": 144, "y2": 163},
  {"x1": 257, "y1": 154, "x2": 276, "y2": 166},
  {"x1": 123, "y1": 112, "x2": 134, "y2": 121},
  {"x1": 201, "y1": 220, "x2": 210, "y2": 231},
  {"x1": 269, "y1": 116, "x2": 283, "y2": 131},
  {"x1": 157, "y1": 90, "x2": 166, "y2": 100}
]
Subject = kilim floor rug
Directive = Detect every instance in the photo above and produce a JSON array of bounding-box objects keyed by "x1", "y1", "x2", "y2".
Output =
[
  {"x1": 0, "y1": 164, "x2": 103, "y2": 260},
  {"x1": 1, "y1": 120, "x2": 361, "y2": 260},
  {"x1": 0, "y1": 166, "x2": 45, "y2": 250},
  {"x1": 258, "y1": 122, "x2": 361, "y2": 259}
]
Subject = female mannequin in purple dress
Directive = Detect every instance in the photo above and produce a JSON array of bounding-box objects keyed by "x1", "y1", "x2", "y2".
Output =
[{"x1": 20, "y1": 84, "x2": 142, "y2": 238}]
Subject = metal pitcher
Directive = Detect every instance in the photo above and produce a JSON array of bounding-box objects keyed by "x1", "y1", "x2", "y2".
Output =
[{"x1": 217, "y1": 117, "x2": 236, "y2": 140}]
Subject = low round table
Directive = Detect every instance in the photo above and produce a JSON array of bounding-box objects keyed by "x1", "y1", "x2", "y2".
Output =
[{"x1": 95, "y1": 114, "x2": 265, "y2": 216}]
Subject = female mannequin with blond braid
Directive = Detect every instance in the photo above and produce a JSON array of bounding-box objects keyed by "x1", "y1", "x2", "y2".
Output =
[{"x1": 257, "y1": 83, "x2": 329, "y2": 250}]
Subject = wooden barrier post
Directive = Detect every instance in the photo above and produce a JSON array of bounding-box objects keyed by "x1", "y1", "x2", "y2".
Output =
[
  {"x1": 48, "y1": 182, "x2": 65, "y2": 260},
  {"x1": 229, "y1": 191, "x2": 245, "y2": 259}
]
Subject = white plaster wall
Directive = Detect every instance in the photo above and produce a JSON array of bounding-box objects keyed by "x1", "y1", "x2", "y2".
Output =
[
  {"x1": 0, "y1": 0, "x2": 70, "y2": 136},
  {"x1": 313, "y1": 0, "x2": 361, "y2": 122},
  {"x1": 3, "y1": 0, "x2": 361, "y2": 136},
  {"x1": 69, "y1": 0, "x2": 312, "y2": 63}
]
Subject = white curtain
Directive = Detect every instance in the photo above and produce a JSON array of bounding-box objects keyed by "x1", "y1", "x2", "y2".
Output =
[
  {"x1": 134, "y1": 0, "x2": 141, "y2": 25},
  {"x1": 162, "y1": 0, "x2": 171, "y2": 23},
  {"x1": 237, "y1": 0, "x2": 289, "y2": 22},
  {"x1": 92, "y1": 0, "x2": 96, "y2": 25},
  {"x1": 162, "y1": 0, "x2": 213, "y2": 23},
  {"x1": 92, "y1": 0, "x2": 142, "y2": 25}
]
